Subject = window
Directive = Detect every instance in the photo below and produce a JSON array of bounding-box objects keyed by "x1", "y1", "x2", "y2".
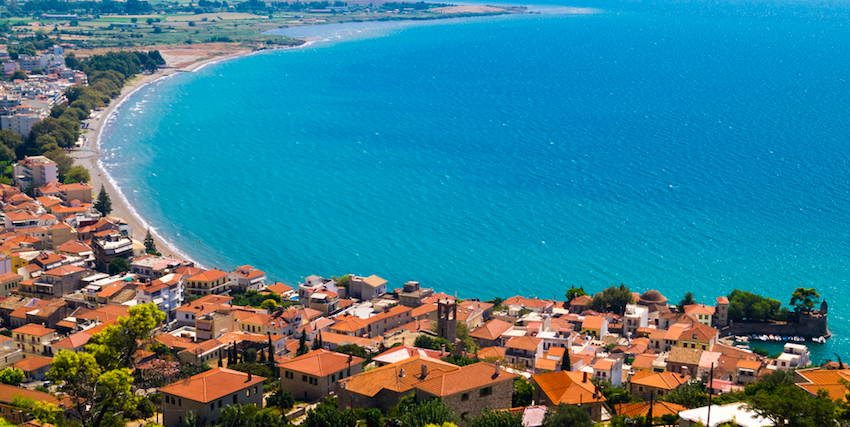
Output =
[
  {"x1": 461, "y1": 393, "x2": 469, "y2": 401},
  {"x1": 210, "y1": 404, "x2": 214, "y2": 410},
  {"x1": 218, "y1": 400, "x2": 222, "y2": 408},
  {"x1": 480, "y1": 387, "x2": 493, "y2": 397},
  {"x1": 233, "y1": 394, "x2": 238, "y2": 404},
  {"x1": 302, "y1": 375, "x2": 307, "y2": 382},
  {"x1": 254, "y1": 386, "x2": 258, "y2": 394},
  {"x1": 286, "y1": 371, "x2": 294, "y2": 379},
  {"x1": 178, "y1": 399, "x2": 182, "y2": 407}
]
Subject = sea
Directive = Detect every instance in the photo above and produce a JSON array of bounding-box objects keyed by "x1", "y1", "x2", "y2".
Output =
[{"x1": 99, "y1": 0, "x2": 850, "y2": 362}]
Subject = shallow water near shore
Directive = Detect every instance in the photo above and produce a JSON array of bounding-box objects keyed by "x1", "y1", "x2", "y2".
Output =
[{"x1": 102, "y1": 0, "x2": 850, "y2": 361}]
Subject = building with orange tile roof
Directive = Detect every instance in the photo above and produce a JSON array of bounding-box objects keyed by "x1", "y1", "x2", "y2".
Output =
[
  {"x1": 372, "y1": 345, "x2": 446, "y2": 366},
  {"x1": 504, "y1": 335, "x2": 543, "y2": 369},
  {"x1": 159, "y1": 367, "x2": 265, "y2": 427},
  {"x1": 628, "y1": 370, "x2": 690, "y2": 400},
  {"x1": 0, "y1": 272, "x2": 21, "y2": 298},
  {"x1": 414, "y1": 361, "x2": 516, "y2": 419},
  {"x1": 683, "y1": 304, "x2": 716, "y2": 326},
  {"x1": 677, "y1": 322, "x2": 719, "y2": 351},
  {"x1": 264, "y1": 282, "x2": 295, "y2": 297},
  {"x1": 229, "y1": 265, "x2": 266, "y2": 293},
  {"x1": 12, "y1": 355, "x2": 52, "y2": 381},
  {"x1": 185, "y1": 268, "x2": 232, "y2": 298},
  {"x1": 532, "y1": 370, "x2": 607, "y2": 421},
  {"x1": 615, "y1": 401, "x2": 688, "y2": 419},
  {"x1": 568, "y1": 294, "x2": 592, "y2": 314},
  {"x1": 51, "y1": 331, "x2": 91, "y2": 353},
  {"x1": 477, "y1": 346, "x2": 506, "y2": 362},
  {"x1": 0, "y1": 382, "x2": 64, "y2": 424},
  {"x1": 278, "y1": 349, "x2": 363, "y2": 402},
  {"x1": 12, "y1": 324, "x2": 57, "y2": 357},
  {"x1": 177, "y1": 339, "x2": 227, "y2": 365},
  {"x1": 410, "y1": 303, "x2": 438, "y2": 321},
  {"x1": 593, "y1": 358, "x2": 623, "y2": 386},
  {"x1": 503, "y1": 296, "x2": 554, "y2": 315},
  {"x1": 469, "y1": 318, "x2": 513, "y2": 348},
  {"x1": 175, "y1": 294, "x2": 232, "y2": 327},
  {"x1": 581, "y1": 315, "x2": 609, "y2": 339},
  {"x1": 18, "y1": 264, "x2": 86, "y2": 298}
]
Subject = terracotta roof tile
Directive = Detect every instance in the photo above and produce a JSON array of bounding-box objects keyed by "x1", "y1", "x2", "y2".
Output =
[
  {"x1": 414, "y1": 362, "x2": 515, "y2": 396},
  {"x1": 158, "y1": 367, "x2": 265, "y2": 403},
  {"x1": 470, "y1": 319, "x2": 513, "y2": 341},
  {"x1": 277, "y1": 349, "x2": 363, "y2": 377}
]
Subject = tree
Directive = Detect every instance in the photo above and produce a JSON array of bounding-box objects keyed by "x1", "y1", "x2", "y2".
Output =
[
  {"x1": 188, "y1": 20, "x2": 196, "y2": 26},
  {"x1": 467, "y1": 409, "x2": 522, "y2": 427},
  {"x1": 64, "y1": 165, "x2": 91, "y2": 183},
  {"x1": 153, "y1": 26, "x2": 162, "y2": 34},
  {"x1": 10, "y1": 69, "x2": 26, "y2": 80},
  {"x1": 108, "y1": 257, "x2": 130, "y2": 275},
  {"x1": 745, "y1": 384, "x2": 836, "y2": 427},
  {"x1": 678, "y1": 292, "x2": 696, "y2": 311},
  {"x1": 94, "y1": 184, "x2": 112, "y2": 216},
  {"x1": 335, "y1": 344, "x2": 369, "y2": 359},
  {"x1": 143, "y1": 229, "x2": 158, "y2": 255},
  {"x1": 727, "y1": 289, "x2": 782, "y2": 321},
  {"x1": 312, "y1": 332, "x2": 323, "y2": 350},
  {"x1": 31, "y1": 67, "x2": 43, "y2": 75},
  {"x1": 790, "y1": 287, "x2": 820, "y2": 313},
  {"x1": 260, "y1": 299, "x2": 278, "y2": 312},
  {"x1": 512, "y1": 377, "x2": 533, "y2": 407},
  {"x1": 565, "y1": 286, "x2": 587, "y2": 303},
  {"x1": 296, "y1": 333, "x2": 308, "y2": 356},
  {"x1": 146, "y1": 18, "x2": 154, "y2": 24},
  {"x1": 457, "y1": 323, "x2": 479, "y2": 353},
  {"x1": 44, "y1": 303, "x2": 166, "y2": 427},
  {"x1": 542, "y1": 404, "x2": 593, "y2": 427},
  {"x1": 243, "y1": 348, "x2": 257, "y2": 364},
  {"x1": 588, "y1": 284, "x2": 634, "y2": 314},
  {"x1": 399, "y1": 398, "x2": 458, "y2": 427},
  {"x1": 266, "y1": 385, "x2": 295, "y2": 411},
  {"x1": 0, "y1": 367, "x2": 24, "y2": 385}
]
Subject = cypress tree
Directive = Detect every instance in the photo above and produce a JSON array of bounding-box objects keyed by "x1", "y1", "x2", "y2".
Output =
[
  {"x1": 218, "y1": 350, "x2": 223, "y2": 367},
  {"x1": 297, "y1": 333, "x2": 308, "y2": 356},
  {"x1": 144, "y1": 228, "x2": 157, "y2": 254},
  {"x1": 94, "y1": 184, "x2": 112, "y2": 216}
]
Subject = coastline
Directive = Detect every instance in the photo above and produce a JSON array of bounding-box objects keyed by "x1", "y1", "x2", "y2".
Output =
[{"x1": 73, "y1": 43, "x2": 315, "y2": 267}]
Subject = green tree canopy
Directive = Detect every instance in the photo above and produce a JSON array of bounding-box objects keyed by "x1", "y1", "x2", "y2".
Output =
[
  {"x1": 727, "y1": 289, "x2": 782, "y2": 321},
  {"x1": 64, "y1": 165, "x2": 91, "y2": 184},
  {"x1": 0, "y1": 367, "x2": 24, "y2": 385},
  {"x1": 44, "y1": 303, "x2": 166, "y2": 427},
  {"x1": 10, "y1": 69, "x2": 26, "y2": 80},
  {"x1": 107, "y1": 257, "x2": 130, "y2": 275},
  {"x1": 565, "y1": 286, "x2": 587, "y2": 303},
  {"x1": 790, "y1": 287, "x2": 820, "y2": 313},
  {"x1": 678, "y1": 291, "x2": 696, "y2": 311},
  {"x1": 543, "y1": 404, "x2": 593, "y2": 427},
  {"x1": 467, "y1": 409, "x2": 522, "y2": 427},
  {"x1": 260, "y1": 299, "x2": 278, "y2": 312},
  {"x1": 588, "y1": 284, "x2": 634, "y2": 314}
]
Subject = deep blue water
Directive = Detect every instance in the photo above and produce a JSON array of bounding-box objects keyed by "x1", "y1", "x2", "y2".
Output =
[{"x1": 100, "y1": 0, "x2": 850, "y2": 361}]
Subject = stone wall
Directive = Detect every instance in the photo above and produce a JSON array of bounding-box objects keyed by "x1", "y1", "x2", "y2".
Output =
[{"x1": 726, "y1": 312, "x2": 829, "y2": 338}]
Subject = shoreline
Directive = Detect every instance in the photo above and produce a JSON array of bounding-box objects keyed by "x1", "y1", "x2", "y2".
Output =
[{"x1": 74, "y1": 43, "x2": 316, "y2": 268}]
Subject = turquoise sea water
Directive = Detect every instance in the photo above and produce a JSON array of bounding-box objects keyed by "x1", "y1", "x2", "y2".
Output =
[{"x1": 101, "y1": 0, "x2": 850, "y2": 361}]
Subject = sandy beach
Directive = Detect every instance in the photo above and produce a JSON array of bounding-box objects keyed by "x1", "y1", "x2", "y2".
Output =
[{"x1": 71, "y1": 45, "x2": 267, "y2": 264}]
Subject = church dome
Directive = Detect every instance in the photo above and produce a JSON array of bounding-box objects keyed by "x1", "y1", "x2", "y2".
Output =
[{"x1": 639, "y1": 290, "x2": 667, "y2": 305}]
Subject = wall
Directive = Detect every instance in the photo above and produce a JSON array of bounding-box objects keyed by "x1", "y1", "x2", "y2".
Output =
[{"x1": 726, "y1": 313, "x2": 829, "y2": 338}]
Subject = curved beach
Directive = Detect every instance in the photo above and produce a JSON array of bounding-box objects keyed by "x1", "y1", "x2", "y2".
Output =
[{"x1": 74, "y1": 46, "x2": 255, "y2": 263}]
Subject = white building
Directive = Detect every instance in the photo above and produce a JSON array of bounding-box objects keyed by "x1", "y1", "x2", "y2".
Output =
[
  {"x1": 229, "y1": 265, "x2": 266, "y2": 293},
  {"x1": 592, "y1": 358, "x2": 623, "y2": 386},
  {"x1": 136, "y1": 273, "x2": 185, "y2": 322},
  {"x1": 678, "y1": 402, "x2": 772, "y2": 427},
  {"x1": 623, "y1": 304, "x2": 648, "y2": 337},
  {"x1": 12, "y1": 156, "x2": 57, "y2": 189},
  {"x1": 773, "y1": 343, "x2": 810, "y2": 371},
  {"x1": 3, "y1": 112, "x2": 44, "y2": 138}
]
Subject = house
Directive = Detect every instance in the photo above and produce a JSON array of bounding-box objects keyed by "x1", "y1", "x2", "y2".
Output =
[
  {"x1": 91, "y1": 232, "x2": 133, "y2": 271},
  {"x1": 349, "y1": 274, "x2": 387, "y2": 300},
  {"x1": 59, "y1": 182, "x2": 93, "y2": 204},
  {"x1": 568, "y1": 295, "x2": 592, "y2": 314},
  {"x1": 372, "y1": 345, "x2": 446, "y2": 366},
  {"x1": 504, "y1": 335, "x2": 543, "y2": 369},
  {"x1": 338, "y1": 355, "x2": 515, "y2": 419},
  {"x1": 469, "y1": 318, "x2": 513, "y2": 348},
  {"x1": 628, "y1": 370, "x2": 690, "y2": 400},
  {"x1": 12, "y1": 355, "x2": 52, "y2": 381},
  {"x1": 773, "y1": 343, "x2": 810, "y2": 371},
  {"x1": 177, "y1": 339, "x2": 227, "y2": 366},
  {"x1": 12, "y1": 324, "x2": 57, "y2": 357},
  {"x1": 0, "y1": 272, "x2": 22, "y2": 297},
  {"x1": 413, "y1": 362, "x2": 516, "y2": 421},
  {"x1": 175, "y1": 294, "x2": 232, "y2": 327},
  {"x1": 136, "y1": 273, "x2": 184, "y2": 322},
  {"x1": 229, "y1": 265, "x2": 266, "y2": 293},
  {"x1": 581, "y1": 315, "x2": 608, "y2": 339},
  {"x1": 278, "y1": 349, "x2": 364, "y2": 402},
  {"x1": 503, "y1": 296, "x2": 554, "y2": 315},
  {"x1": 185, "y1": 269, "x2": 233, "y2": 297},
  {"x1": 592, "y1": 358, "x2": 623, "y2": 386},
  {"x1": 0, "y1": 383, "x2": 64, "y2": 424},
  {"x1": 263, "y1": 282, "x2": 295, "y2": 299},
  {"x1": 130, "y1": 255, "x2": 189, "y2": 281},
  {"x1": 622, "y1": 304, "x2": 648, "y2": 337},
  {"x1": 51, "y1": 331, "x2": 91, "y2": 353},
  {"x1": 677, "y1": 323, "x2": 719, "y2": 351},
  {"x1": 684, "y1": 304, "x2": 715, "y2": 326},
  {"x1": 298, "y1": 275, "x2": 341, "y2": 315},
  {"x1": 735, "y1": 359, "x2": 763, "y2": 385},
  {"x1": 18, "y1": 265, "x2": 87, "y2": 298},
  {"x1": 666, "y1": 346, "x2": 703, "y2": 376},
  {"x1": 159, "y1": 367, "x2": 265, "y2": 427},
  {"x1": 398, "y1": 281, "x2": 433, "y2": 307},
  {"x1": 614, "y1": 401, "x2": 687, "y2": 421},
  {"x1": 532, "y1": 370, "x2": 607, "y2": 422}
]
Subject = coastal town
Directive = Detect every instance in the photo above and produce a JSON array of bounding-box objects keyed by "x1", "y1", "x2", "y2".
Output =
[
  {"x1": 0, "y1": 3, "x2": 837, "y2": 427},
  {"x1": 0, "y1": 152, "x2": 841, "y2": 427}
]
